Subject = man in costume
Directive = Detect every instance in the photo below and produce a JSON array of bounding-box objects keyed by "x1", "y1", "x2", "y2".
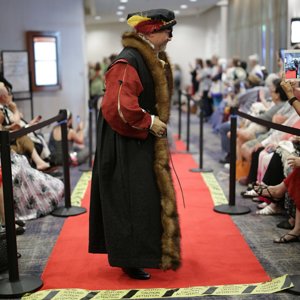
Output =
[{"x1": 89, "y1": 8, "x2": 181, "y2": 280}]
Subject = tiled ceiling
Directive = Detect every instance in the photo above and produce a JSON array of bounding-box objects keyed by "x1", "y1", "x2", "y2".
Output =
[{"x1": 85, "y1": 0, "x2": 223, "y2": 25}]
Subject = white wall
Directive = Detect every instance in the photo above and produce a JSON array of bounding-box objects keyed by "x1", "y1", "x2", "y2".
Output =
[
  {"x1": 0, "y1": 0, "x2": 87, "y2": 128},
  {"x1": 86, "y1": 6, "x2": 222, "y2": 89}
]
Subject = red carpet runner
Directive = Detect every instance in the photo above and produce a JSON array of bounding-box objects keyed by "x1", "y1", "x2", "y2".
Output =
[{"x1": 41, "y1": 140, "x2": 269, "y2": 290}]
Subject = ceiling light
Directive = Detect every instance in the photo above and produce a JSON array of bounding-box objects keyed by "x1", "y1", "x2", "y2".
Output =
[
  {"x1": 180, "y1": 4, "x2": 188, "y2": 9},
  {"x1": 120, "y1": 0, "x2": 128, "y2": 3},
  {"x1": 174, "y1": 10, "x2": 180, "y2": 15},
  {"x1": 94, "y1": 16, "x2": 101, "y2": 20},
  {"x1": 190, "y1": 0, "x2": 197, "y2": 2},
  {"x1": 116, "y1": 11, "x2": 123, "y2": 16},
  {"x1": 119, "y1": 17, "x2": 126, "y2": 22},
  {"x1": 118, "y1": 5, "x2": 126, "y2": 10}
]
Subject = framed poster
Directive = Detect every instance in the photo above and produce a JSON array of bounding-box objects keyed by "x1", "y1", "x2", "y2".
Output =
[
  {"x1": 27, "y1": 31, "x2": 61, "y2": 91},
  {"x1": 1, "y1": 50, "x2": 30, "y2": 93}
]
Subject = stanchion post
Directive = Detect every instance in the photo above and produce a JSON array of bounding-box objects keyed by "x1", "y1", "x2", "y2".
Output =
[
  {"x1": 1, "y1": 131, "x2": 19, "y2": 281},
  {"x1": 190, "y1": 99, "x2": 213, "y2": 173},
  {"x1": 94, "y1": 97, "x2": 99, "y2": 144},
  {"x1": 52, "y1": 110, "x2": 86, "y2": 217},
  {"x1": 175, "y1": 92, "x2": 197, "y2": 155},
  {"x1": 186, "y1": 94, "x2": 191, "y2": 152},
  {"x1": 88, "y1": 103, "x2": 93, "y2": 167},
  {"x1": 0, "y1": 131, "x2": 43, "y2": 298},
  {"x1": 79, "y1": 99, "x2": 93, "y2": 172},
  {"x1": 178, "y1": 89, "x2": 182, "y2": 140},
  {"x1": 214, "y1": 108, "x2": 250, "y2": 215},
  {"x1": 228, "y1": 109, "x2": 237, "y2": 206}
]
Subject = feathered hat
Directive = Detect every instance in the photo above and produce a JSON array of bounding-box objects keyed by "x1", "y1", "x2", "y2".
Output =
[{"x1": 127, "y1": 9, "x2": 176, "y2": 34}]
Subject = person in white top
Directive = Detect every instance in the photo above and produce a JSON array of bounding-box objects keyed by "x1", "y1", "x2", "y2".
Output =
[{"x1": 248, "y1": 54, "x2": 264, "y2": 80}]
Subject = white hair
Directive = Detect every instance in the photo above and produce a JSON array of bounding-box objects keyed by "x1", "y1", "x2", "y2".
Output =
[
  {"x1": 248, "y1": 54, "x2": 259, "y2": 62},
  {"x1": 264, "y1": 73, "x2": 280, "y2": 87}
]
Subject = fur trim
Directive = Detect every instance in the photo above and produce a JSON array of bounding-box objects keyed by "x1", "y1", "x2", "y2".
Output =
[{"x1": 122, "y1": 32, "x2": 181, "y2": 270}]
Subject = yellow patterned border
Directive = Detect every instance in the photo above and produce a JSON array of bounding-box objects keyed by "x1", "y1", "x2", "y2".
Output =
[
  {"x1": 22, "y1": 274, "x2": 293, "y2": 299},
  {"x1": 200, "y1": 172, "x2": 228, "y2": 206},
  {"x1": 71, "y1": 171, "x2": 92, "y2": 207}
]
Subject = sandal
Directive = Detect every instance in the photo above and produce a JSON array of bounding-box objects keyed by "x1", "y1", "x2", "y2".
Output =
[
  {"x1": 256, "y1": 205, "x2": 283, "y2": 215},
  {"x1": 253, "y1": 184, "x2": 283, "y2": 203},
  {"x1": 241, "y1": 189, "x2": 258, "y2": 199},
  {"x1": 273, "y1": 233, "x2": 300, "y2": 243}
]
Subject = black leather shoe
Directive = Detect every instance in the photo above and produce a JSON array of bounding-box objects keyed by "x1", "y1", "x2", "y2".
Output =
[{"x1": 122, "y1": 267, "x2": 151, "y2": 280}]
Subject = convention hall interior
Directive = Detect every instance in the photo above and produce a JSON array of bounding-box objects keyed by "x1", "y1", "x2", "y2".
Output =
[{"x1": 0, "y1": 0, "x2": 300, "y2": 299}]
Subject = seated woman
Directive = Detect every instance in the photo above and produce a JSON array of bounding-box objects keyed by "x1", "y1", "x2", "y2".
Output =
[
  {"x1": 0, "y1": 171, "x2": 25, "y2": 235},
  {"x1": 0, "y1": 83, "x2": 51, "y2": 170},
  {"x1": 241, "y1": 111, "x2": 300, "y2": 197},
  {"x1": 9, "y1": 151, "x2": 64, "y2": 220},
  {"x1": 0, "y1": 111, "x2": 50, "y2": 171},
  {"x1": 0, "y1": 150, "x2": 64, "y2": 228},
  {"x1": 0, "y1": 81, "x2": 52, "y2": 161},
  {"x1": 255, "y1": 162, "x2": 300, "y2": 243},
  {"x1": 48, "y1": 110, "x2": 88, "y2": 166},
  {"x1": 254, "y1": 78, "x2": 300, "y2": 242},
  {"x1": 237, "y1": 78, "x2": 291, "y2": 160}
]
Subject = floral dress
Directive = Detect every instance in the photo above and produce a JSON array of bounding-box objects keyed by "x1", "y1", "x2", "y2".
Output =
[{"x1": 8, "y1": 152, "x2": 64, "y2": 220}]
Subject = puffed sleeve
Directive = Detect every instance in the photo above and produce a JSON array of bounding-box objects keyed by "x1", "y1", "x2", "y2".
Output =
[{"x1": 101, "y1": 60, "x2": 152, "y2": 139}]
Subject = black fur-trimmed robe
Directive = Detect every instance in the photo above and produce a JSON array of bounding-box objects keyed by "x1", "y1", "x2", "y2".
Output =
[{"x1": 89, "y1": 32, "x2": 181, "y2": 270}]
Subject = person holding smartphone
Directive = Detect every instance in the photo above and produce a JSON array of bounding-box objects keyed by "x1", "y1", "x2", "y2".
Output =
[{"x1": 48, "y1": 110, "x2": 88, "y2": 166}]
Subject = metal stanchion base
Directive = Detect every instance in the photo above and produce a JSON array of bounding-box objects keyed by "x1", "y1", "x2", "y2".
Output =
[
  {"x1": 78, "y1": 163, "x2": 92, "y2": 172},
  {"x1": 0, "y1": 276, "x2": 43, "y2": 298},
  {"x1": 190, "y1": 167, "x2": 213, "y2": 173},
  {"x1": 288, "y1": 275, "x2": 300, "y2": 295},
  {"x1": 52, "y1": 206, "x2": 86, "y2": 217},
  {"x1": 214, "y1": 204, "x2": 251, "y2": 215}
]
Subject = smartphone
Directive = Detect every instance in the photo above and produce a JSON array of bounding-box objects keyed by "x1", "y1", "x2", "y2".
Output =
[{"x1": 283, "y1": 49, "x2": 300, "y2": 80}]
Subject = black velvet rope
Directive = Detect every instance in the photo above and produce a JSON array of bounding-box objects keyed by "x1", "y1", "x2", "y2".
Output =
[
  {"x1": 9, "y1": 111, "x2": 65, "y2": 140},
  {"x1": 236, "y1": 109, "x2": 300, "y2": 136}
]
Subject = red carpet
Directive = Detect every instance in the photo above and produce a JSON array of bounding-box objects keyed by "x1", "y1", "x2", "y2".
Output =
[{"x1": 41, "y1": 140, "x2": 269, "y2": 290}]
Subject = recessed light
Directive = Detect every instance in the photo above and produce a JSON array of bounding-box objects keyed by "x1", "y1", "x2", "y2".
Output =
[
  {"x1": 120, "y1": 0, "x2": 128, "y2": 3},
  {"x1": 118, "y1": 5, "x2": 126, "y2": 10},
  {"x1": 94, "y1": 15, "x2": 101, "y2": 20},
  {"x1": 180, "y1": 4, "x2": 188, "y2": 9},
  {"x1": 119, "y1": 17, "x2": 126, "y2": 22},
  {"x1": 116, "y1": 11, "x2": 123, "y2": 16},
  {"x1": 189, "y1": 0, "x2": 197, "y2": 2},
  {"x1": 174, "y1": 10, "x2": 180, "y2": 15}
]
